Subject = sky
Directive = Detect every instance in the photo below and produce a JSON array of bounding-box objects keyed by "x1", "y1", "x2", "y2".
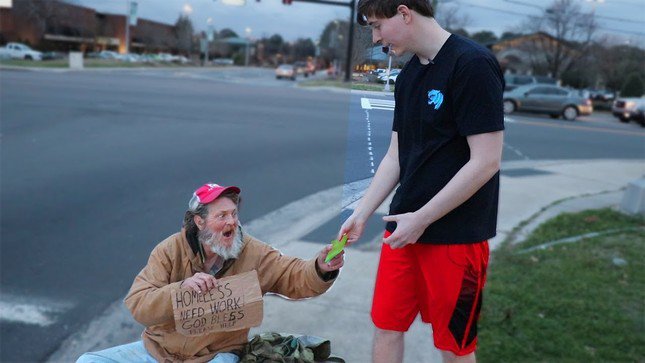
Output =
[{"x1": 8, "y1": 0, "x2": 644, "y2": 45}]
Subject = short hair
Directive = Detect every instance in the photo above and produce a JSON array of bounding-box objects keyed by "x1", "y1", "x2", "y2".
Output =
[{"x1": 357, "y1": 0, "x2": 435, "y2": 26}]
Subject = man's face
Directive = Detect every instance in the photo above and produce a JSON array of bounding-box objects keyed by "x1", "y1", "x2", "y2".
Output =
[
  {"x1": 367, "y1": 13, "x2": 407, "y2": 56},
  {"x1": 197, "y1": 196, "x2": 242, "y2": 259}
]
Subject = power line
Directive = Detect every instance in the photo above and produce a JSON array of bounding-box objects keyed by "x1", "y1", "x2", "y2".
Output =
[
  {"x1": 502, "y1": 0, "x2": 644, "y2": 24},
  {"x1": 455, "y1": 0, "x2": 645, "y2": 38}
]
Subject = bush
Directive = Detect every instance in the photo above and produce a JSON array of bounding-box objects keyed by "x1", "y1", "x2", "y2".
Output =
[{"x1": 620, "y1": 73, "x2": 644, "y2": 97}]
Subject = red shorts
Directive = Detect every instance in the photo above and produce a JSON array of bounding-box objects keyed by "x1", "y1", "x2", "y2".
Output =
[{"x1": 371, "y1": 231, "x2": 489, "y2": 356}]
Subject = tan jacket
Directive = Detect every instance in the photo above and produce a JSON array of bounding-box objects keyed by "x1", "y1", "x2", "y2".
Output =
[{"x1": 124, "y1": 229, "x2": 336, "y2": 363}]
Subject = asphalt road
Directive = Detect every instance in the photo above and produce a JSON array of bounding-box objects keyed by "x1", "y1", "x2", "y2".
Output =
[
  {"x1": 1, "y1": 67, "x2": 643, "y2": 362},
  {"x1": 0, "y1": 68, "x2": 349, "y2": 362}
]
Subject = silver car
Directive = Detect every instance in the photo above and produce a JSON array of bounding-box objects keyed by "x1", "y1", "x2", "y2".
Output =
[{"x1": 503, "y1": 84, "x2": 593, "y2": 121}]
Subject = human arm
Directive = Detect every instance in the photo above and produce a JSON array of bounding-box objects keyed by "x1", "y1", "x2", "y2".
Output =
[
  {"x1": 124, "y1": 245, "x2": 182, "y2": 327},
  {"x1": 338, "y1": 131, "x2": 400, "y2": 244},
  {"x1": 249, "y1": 237, "x2": 341, "y2": 298},
  {"x1": 383, "y1": 131, "x2": 503, "y2": 248},
  {"x1": 124, "y1": 239, "x2": 218, "y2": 327}
]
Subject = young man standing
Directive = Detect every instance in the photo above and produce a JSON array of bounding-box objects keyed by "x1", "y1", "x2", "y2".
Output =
[{"x1": 339, "y1": 1, "x2": 505, "y2": 362}]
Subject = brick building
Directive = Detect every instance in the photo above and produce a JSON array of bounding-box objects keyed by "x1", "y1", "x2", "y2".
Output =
[{"x1": 0, "y1": 0, "x2": 176, "y2": 53}]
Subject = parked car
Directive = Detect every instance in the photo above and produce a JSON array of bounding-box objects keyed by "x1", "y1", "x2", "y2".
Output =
[
  {"x1": 377, "y1": 69, "x2": 401, "y2": 84},
  {"x1": 612, "y1": 97, "x2": 645, "y2": 125},
  {"x1": 275, "y1": 64, "x2": 297, "y2": 80},
  {"x1": 0, "y1": 42, "x2": 43, "y2": 61},
  {"x1": 42, "y1": 51, "x2": 65, "y2": 60},
  {"x1": 503, "y1": 84, "x2": 593, "y2": 121},
  {"x1": 294, "y1": 61, "x2": 315, "y2": 77},
  {"x1": 98, "y1": 50, "x2": 122, "y2": 60},
  {"x1": 213, "y1": 58, "x2": 234, "y2": 66},
  {"x1": 504, "y1": 74, "x2": 557, "y2": 92},
  {"x1": 586, "y1": 88, "x2": 616, "y2": 102}
]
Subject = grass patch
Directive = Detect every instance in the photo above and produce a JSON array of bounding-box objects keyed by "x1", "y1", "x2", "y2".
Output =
[
  {"x1": 0, "y1": 59, "x2": 68, "y2": 68},
  {"x1": 299, "y1": 79, "x2": 393, "y2": 92},
  {"x1": 0, "y1": 59, "x2": 186, "y2": 68},
  {"x1": 511, "y1": 208, "x2": 643, "y2": 251},
  {"x1": 479, "y1": 208, "x2": 645, "y2": 362},
  {"x1": 299, "y1": 79, "x2": 351, "y2": 89}
]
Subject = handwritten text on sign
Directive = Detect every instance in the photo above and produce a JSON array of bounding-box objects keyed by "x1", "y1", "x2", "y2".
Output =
[{"x1": 171, "y1": 270, "x2": 263, "y2": 336}]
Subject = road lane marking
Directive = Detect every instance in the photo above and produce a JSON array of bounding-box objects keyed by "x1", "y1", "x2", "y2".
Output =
[
  {"x1": 0, "y1": 295, "x2": 73, "y2": 327},
  {"x1": 509, "y1": 119, "x2": 645, "y2": 137},
  {"x1": 361, "y1": 98, "x2": 395, "y2": 111},
  {"x1": 504, "y1": 143, "x2": 530, "y2": 160}
]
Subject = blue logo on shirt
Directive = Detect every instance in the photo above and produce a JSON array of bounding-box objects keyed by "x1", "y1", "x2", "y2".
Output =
[{"x1": 427, "y1": 89, "x2": 444, "y2": 110}]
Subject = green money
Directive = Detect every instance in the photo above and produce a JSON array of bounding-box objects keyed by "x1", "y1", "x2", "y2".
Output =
[{"x1": 325, "y1": 234, "x2": 348, "y2": 263}]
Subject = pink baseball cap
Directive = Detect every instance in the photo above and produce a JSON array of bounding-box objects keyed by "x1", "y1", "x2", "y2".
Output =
[{"x1": 188, "y1": 183, "x2": 241, "y2": 211}]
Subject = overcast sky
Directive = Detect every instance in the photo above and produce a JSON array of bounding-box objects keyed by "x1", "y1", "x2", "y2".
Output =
[{"x1": 31, "y1": 0, "x2": 645, "y2": 45}]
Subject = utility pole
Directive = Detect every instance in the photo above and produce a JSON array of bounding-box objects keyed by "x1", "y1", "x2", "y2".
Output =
[
  {"x1": 283, "y1": 0, "x2": 356, "y2": 82},
  {"x1": 125, "y1": 0, "x2": 130, "y2": 54}
]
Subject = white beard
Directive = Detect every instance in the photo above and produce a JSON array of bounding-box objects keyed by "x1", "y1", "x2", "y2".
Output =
[{"x1": 198, "y1": 225, "x2": 244, "y2": 260}]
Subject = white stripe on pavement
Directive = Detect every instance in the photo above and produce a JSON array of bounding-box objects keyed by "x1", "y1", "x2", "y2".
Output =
[
  {"x1": 361, "y1": 98, "x2": 395, "y2": 111},
  {"x1": 0, "y1": 296, "x2": 73, "y2": 327},
  {"x1": 362, "y1": 98, "x2": 515, "y2": 121}
]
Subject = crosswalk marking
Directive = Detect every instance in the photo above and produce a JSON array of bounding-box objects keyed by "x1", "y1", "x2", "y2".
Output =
[
  {"x1": 0, "y1": 295, "x2": 73, "y2": 327},
  {"x1": 361, "y1": 98, "x2": 395, "y2": 111},
  {"x1": 363, "y1": 98, "x2": 516, "y2": 124}
]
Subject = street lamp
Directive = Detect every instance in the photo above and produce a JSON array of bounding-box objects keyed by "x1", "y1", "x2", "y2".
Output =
[
  {"x1": 183, "y1": 3, "x2": 193, "y2": 15},
  {"x1": 205, "y1": 17, "x2": 214, "y2": 65},
  {"x1": 245, "y1": 27, "x2": 252, "y2": 67}
]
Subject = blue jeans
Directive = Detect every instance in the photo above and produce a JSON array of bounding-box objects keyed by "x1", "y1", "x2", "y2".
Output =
[{"x1": 76, "y1": 341, "x2": 240, "y2": 363}]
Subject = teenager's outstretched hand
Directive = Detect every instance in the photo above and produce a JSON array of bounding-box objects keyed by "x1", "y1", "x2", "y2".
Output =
[{"x1": 337, "y1": 213, "x2": 366, "y2": 246}]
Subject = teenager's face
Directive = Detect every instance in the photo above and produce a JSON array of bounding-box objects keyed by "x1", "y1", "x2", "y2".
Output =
[{"x1": 367, "y1": 13, "x2": 408, "y2": 56}]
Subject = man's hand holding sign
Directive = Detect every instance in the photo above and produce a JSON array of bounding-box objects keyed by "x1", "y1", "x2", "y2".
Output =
[{"x1": 172, "y1": 270, "x2": 263, "y2": 336}]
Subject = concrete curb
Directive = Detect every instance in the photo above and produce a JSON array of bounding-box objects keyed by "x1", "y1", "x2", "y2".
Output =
[{"x1": 46, "y1": 159, "x2": 645, "y2": 362}]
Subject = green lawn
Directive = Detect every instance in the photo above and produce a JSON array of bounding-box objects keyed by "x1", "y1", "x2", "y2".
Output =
[
  {"x1": 479, "y1": 208, "x2": 644, "y2": 362},
  {"x1": 299, "y1": 79, "x2": 393, "y2": 92},
  {"x1": 0, "y1": 58, "x2": 185, "y2": 68}
]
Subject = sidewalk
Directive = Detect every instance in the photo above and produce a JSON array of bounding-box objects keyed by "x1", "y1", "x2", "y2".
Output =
[{"x1": 48, "y1": 159, "x2": 644, "y2": 362}]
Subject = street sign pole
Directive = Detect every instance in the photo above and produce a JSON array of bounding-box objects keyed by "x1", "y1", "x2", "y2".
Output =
[
  {"x1": 125, "y1": 0, "x2": 130, "y2": 54},
  {"x1": 286, "y1": 0, "x2": 356, "y2": 82}
]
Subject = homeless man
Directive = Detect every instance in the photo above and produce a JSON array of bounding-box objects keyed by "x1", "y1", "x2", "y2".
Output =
[{"x1": 77, "y1": 182, "x2": 344, "y2": 362}]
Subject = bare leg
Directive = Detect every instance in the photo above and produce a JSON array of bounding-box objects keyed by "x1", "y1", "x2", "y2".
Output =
[
  {"x1": 441, "y1": 350, "x2": 476, "y2": 363},
  {"x1": 372, "y1": 328, "x2": 404, "y2": 363}
]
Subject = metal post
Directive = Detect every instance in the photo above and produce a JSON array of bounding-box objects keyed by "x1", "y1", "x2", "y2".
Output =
[
  {"x1": 244, "y1": 27, "x2": 252, "y2": 67},
  {"x1": 206, "y1": 38, "x2": 210, "y2": 65},
  {"x1": 344, "y1": 0, "x2": 355, "y2": 82},
  {"x1": 383, "y1": 54, "x2": 392, "y2": 92},
  {"x1": 125, "y1": 0, "x2": 130, "y2": 54}
]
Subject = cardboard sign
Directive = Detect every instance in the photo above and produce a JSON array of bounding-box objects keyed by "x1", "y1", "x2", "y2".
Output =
[{"x1": 171, "y1": 270, "x2": 263, "y2": 336}]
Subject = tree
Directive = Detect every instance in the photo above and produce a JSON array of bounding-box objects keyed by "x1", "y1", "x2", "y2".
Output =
[
  {"x1": 218, "y1": 28, "x2": 239, "y2": 39},
  {"x1": 319, "y1": 20, "x2": 349, "y2": 65},
  {"x1": 174, "y1": 15, "x2": 194, "y2": 55},
  {"x1": 520, "y1": 0, "x2": 597, "y2": 78},
  {"x1": 291, "y1": 38, "x2": 316, "y2": 60},
  {"x1": 435, "y1": 4, "x2": 472, "y2": 33},
  {"x1": 471, "y1": 31, "x2": 498, "y2": 45},
  {"x1": 621, "y1": 73, "x2": 644, "y2": 98},
  {"x1": 501, "y1": 31, "x2": 521, "y2": 40},
  {"x1": 594, "y1": 43, "x2": 645, "y2": 92},
  {"x1": 13, "y1": 0, "x2": 66, "y2": 35}
]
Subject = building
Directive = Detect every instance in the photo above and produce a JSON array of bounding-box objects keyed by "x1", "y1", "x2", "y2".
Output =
[
  {"x1": 0, "y1": 0, "x2": 176, "y2": 53},
  {"x1": 492, "y1": 32, "x2": 578, "y2": 76}
]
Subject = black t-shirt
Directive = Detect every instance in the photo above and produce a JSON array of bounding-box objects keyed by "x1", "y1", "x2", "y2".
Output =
[{"x1": 387, "y1": 34, "x2": 505, "y2": 244}]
